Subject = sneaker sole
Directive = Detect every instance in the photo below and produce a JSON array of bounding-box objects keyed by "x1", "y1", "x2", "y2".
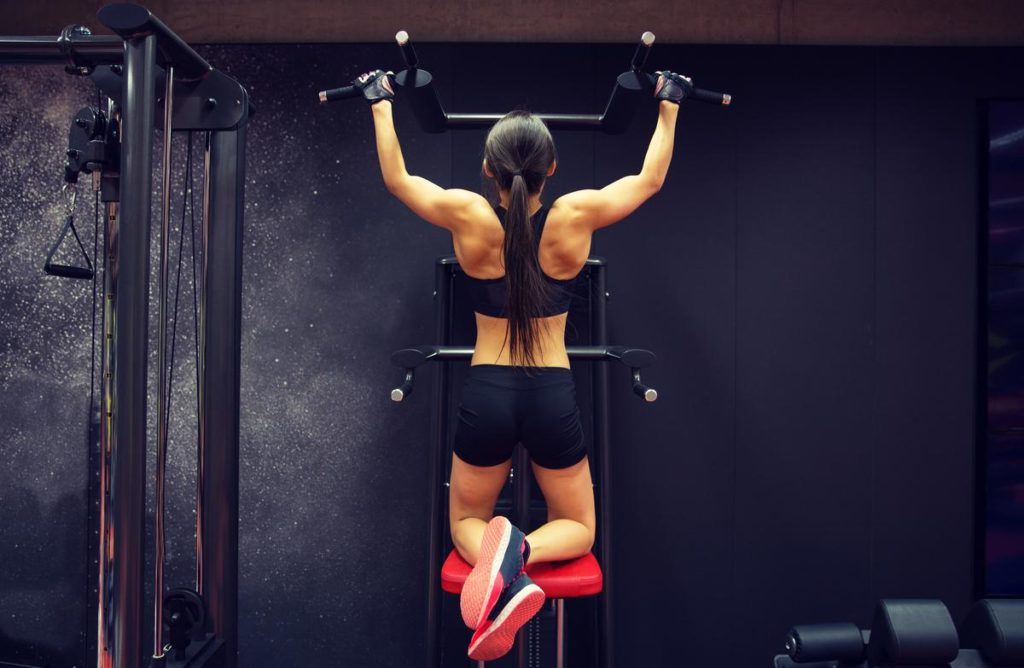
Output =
[
  {"x1": 460, "y1": 517, "x2": 512, "y2": 629},
  {"x1": 467, "y1": 583, "x2": 546, "y2": 661}
]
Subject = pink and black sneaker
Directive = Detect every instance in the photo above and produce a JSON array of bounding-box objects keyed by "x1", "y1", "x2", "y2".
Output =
[
  {"x1": 467, "y1": 573, "x2": 546, "y2": 661},
  {"x1": 460, "y1": 516, "x2": 528, "y2": 629}
]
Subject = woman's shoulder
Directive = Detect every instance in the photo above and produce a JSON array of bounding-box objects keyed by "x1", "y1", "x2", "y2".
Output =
[
  {"x1": 457, "y1": 196, "x2": 504, "y2": 243},
  {"x1": 545, "y1": 196, "x2": 592, "y2": 237},
  {"x1": 546, "y1": 195, "x2": 586, "y2": 230}
]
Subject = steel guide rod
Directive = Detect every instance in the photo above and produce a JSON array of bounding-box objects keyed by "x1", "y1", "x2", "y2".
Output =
[
  {"x1": 152, "y1": 62, "x2": 175, "y2": 665},
  {"x1": 97, "y1": 96, "x2": 122, "y2": 667}
]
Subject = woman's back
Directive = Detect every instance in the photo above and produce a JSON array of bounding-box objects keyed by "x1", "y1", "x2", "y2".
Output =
[
  {"x1": 455, "y1": 197, "x2": 592, "y2": 368},
  {"x1": 360, "y1": 61, "x2": 686, "y2": 369}
]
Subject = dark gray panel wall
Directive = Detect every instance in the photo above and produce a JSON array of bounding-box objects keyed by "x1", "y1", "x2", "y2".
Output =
[
  {"x1": 592, "y1": 45, "x2": 1021, "y2": 667},
  {"x1": 731, "y1": 46, "x2": 876, "y2": 666},
  {"x1": 870, "y1": 47, "x2": 979, "y2": 611},
  {"x1": 592, "y1": 44, "x2": 740, "y2": 667}
]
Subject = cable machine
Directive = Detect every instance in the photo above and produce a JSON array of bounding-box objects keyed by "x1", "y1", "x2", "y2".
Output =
[{"x1": 0, "y1": 5, "x2": 252, "y2": 667}]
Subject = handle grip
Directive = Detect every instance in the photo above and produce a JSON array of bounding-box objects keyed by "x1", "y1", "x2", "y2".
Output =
[
  {"x1": 43, "y1": 213, "x2": 94, "y2": 280},
  {"x1": 630, "y1": 31, "x2": 656, "y2": 72},
  {"x1": 44, "y1": 263, "x2": 94, "y2": 280},
  {"x1": 396, "y1": 30, "x2": 418, "y2": 69},
  {"x1": 690, "y1": 87, "x2": 732, "y2": 106},
  {"x1": 647, "y1": 72, "x2": 733, "y2": 106},
  {"x1": 631, "y1": 368, "x2": 658, "y2": 402},
  {"x1": 318, "y1": 84, "x2": 361, "y2": 104},
  {"x1": 390, "y1": 369, "x2": 415, "y2": 402}
]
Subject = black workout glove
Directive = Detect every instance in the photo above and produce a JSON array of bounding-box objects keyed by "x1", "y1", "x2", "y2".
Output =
[
  {"x1": 653, "y1": 70, "x2": 693, "y2": 104},
  {"x1": 354, "y1": 69, "x2": 396, "y2": 106}
]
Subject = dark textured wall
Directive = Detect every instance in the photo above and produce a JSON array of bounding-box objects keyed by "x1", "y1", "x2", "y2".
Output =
[{"x1": 0, "y1": 41, "x2": 1020, "y2": 667}]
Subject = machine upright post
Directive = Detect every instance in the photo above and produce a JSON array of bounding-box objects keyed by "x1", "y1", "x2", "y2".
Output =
[
  {"x1": 513, "y1": 441, "x2": 531, "y2": 668},
  {"x1": 592, "y1": 263, "x2": 615, "y2": 668},
  {"x1": 426, "y1": 260, "x2": 453, "y2": 668},
  {"x1": 199, "y1": 124, "x2": 248, "y2": 668},
  {"x1": 108, "y1": 30, "x2": 156, "y2": 668},
  {"x1": 513, "y1": 445, "x2": 531, "y2": 534}
]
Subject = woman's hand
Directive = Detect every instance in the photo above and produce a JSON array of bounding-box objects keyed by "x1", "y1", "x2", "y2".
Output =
[
  {"x1": 354, "y1": 69, "x2": 396, "y2": 106},
  {"x1": 653, "y1": 71, "x2": 693, "y2": 104}
]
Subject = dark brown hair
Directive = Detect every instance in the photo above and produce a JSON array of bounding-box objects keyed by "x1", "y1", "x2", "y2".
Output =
[{"x1": 483, "y1": 110, "x2": 559, "y2": 370}]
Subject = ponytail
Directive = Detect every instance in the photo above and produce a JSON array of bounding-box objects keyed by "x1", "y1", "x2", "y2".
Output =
[
  {"x1": 483, "y1": 110, "x2": 560, "y2": 373},
  {"x1": 502, "y1": 172, "x2": 557, "y2": 372}
]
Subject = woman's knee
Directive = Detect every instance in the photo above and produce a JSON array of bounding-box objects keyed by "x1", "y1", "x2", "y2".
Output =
[
  {"x1": 449, "y1": 517, "x2": 473, "y2": 552},
  {"x1": 583, "y1": 519, "x2": 596, "y2": 550}
]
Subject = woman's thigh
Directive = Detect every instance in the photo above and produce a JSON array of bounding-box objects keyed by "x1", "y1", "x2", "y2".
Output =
[
  {"x1": 449, "y1": 451, "x2": 511, "y2": 523},
  {"x1": 531, "y1": 456, "x2": 595, "y2": 530}
]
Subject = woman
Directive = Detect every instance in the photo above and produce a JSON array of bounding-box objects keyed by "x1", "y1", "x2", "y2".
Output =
[{"x1": 356, "y1": 67, "x2": 691, "y2": 660}]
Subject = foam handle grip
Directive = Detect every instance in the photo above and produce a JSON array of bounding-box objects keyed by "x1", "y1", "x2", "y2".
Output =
[
  {"x1": 318, "y1": 85, "x2": 361, "y2": 104},
  {"x1": 786, "y1": 623, "x2": 866, "y2": 662},
  {"x1": 691, "y1": 87, "x2": 732, "y2": 106}
]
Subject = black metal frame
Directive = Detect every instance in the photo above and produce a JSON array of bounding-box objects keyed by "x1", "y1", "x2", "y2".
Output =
[
  {"x1": 392, "y1": 31, "x2": 654, "y2": 134},
  {"x1": 389, "y1": 31, "x2": 730, "y2": 134},
  {"x1": 320, "y1": 30, "x2": 731, "y2": 132},
  {"x1": 0, "y1": 6, "x2": 251, "y2": 667},
  {"x1": 315, "y1": 32, "x2": 658, "y2": 133},
  {"x1": 394, "y1": 67, "x2": 653, "y2": 134},
  {"x1": 391, "y1": 257, "x2": 657, "y2": 668}
]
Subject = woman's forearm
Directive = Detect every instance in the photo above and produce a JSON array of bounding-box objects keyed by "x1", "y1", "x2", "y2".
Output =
[
  {"x1": 639, "y1": 100, "x2": 679, "y2": 188},
  {"x1": 370, "y1": 100, "x2": 408, "y2": 190}
]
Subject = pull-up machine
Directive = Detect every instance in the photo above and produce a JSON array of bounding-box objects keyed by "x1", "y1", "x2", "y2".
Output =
[
  {"x1": 318, "y1": 29, "x2": 730, "y2": 667},
  {"x1": 389, "y1": 256, "x2": 657, "y2": 668}
]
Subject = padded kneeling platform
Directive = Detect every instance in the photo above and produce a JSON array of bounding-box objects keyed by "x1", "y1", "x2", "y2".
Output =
[
  {"x1": 441, "y1": 549, "x2": 603, "y2": 599},
  {"x1": 867, "y1": 599, "x2": 959, "y2": 666},
  {"x1": 961, "y1": 599, "x2": 1024, "y2": 665}
]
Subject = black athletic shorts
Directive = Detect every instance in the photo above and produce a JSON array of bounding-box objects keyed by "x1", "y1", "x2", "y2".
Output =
[{"x1": 452, "y1": 364, "x2": 587, "y2": 470}]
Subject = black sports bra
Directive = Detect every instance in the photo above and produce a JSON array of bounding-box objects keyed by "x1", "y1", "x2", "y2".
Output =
[{"x1": 462, "y1": 204, "x2": 582, "y2": 318}]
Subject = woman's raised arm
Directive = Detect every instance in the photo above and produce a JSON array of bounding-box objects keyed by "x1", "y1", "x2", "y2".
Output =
[
  {"x1": 369, "y1": 91, "x2": 486, "y2": 232},
  {"x1": 553, "y1": 72, "x2": 691, "y2": 231}
]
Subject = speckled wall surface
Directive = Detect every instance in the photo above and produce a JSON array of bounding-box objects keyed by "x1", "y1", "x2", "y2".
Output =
[{"x1": 0, "y1": 66, "x2": 100, "y2": 666}]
